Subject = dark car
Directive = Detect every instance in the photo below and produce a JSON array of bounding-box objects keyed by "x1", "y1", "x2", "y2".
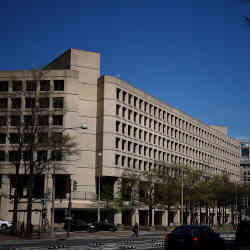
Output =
[
  {"x1": 64, "y1": 219, "x2": 95, "y2": 232},
  {"x1": 235, "y1": 220, "x2": 250, "y2": 245},
  {"x1": 93, "y1": 221, "x2": 117, "y2": 232},
  {"x1": 165, "y1": 225, "x2": 225, "y2": 250}
]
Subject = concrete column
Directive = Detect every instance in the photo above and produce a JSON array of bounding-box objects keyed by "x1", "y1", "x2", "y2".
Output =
[
  {"x1": 151, "y1": 209, "x2": 155, "y2": 226},
  {"x1": 114, "y1": 212, "x2": 122, "y2": 225},
  {"x1": 1, "y1": 175, "x2": 10, "y2": 219},
  {"x1": 174, "y1": 210, "x2": 180, "y2": 225},
  {"x1": 162, "y1": 210, "x2": 168, "y2": 226},
  {"x1": 113, "y1": 178, "x2": 121, "y2": 199}
]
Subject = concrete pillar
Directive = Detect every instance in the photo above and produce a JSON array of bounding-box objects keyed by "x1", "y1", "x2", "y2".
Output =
[
  {"x1": 132, "y1": 208, "x2": 139, "y2": 226},
  {"x1": 113, "y1": 178, "x2": 121, "y2": 199},
  {"x1": 1, "y1": 175, "x2": 10, "y2": 220},
  {"x1": 174, "y1": 210, "x2": 180, "y2": 225},
  {"x1": 151, "y1": 209, "x2": 155, "y2": 226},
  {"x1": 114, "y1": 212, "x2": 122, "y2": 225},
  {"x1": 162, "y1": 210, "x2": 168, "y2": 226}
]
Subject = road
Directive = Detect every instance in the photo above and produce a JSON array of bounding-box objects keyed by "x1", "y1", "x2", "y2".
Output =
[{"x1": 0, "y1": 231, "x2": 237, "y2": 250}]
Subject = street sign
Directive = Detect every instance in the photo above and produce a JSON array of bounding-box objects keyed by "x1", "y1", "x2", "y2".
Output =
[{"x1": 65, "y1": 216, "x2": 72, "y2": 220}]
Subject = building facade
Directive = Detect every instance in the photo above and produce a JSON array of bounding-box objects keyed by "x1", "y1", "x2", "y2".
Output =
[{"x1": 0, "y1": 49, "x2": 241, "y2": 228}]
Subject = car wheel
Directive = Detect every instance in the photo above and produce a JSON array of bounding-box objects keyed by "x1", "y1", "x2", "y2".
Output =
[{"x1": 1, "y1": 224, "x2": 7, "y2": 230}]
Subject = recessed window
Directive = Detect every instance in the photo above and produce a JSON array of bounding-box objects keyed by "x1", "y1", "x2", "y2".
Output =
[
  {"x1": 39, "y1": 115, "x2": 49, "y2": 126},
  {"x1": 0, "y1": 81, "x2": 8, "y2": 92},
  {"x1": 26, "y1": 81, "x2": 37, "y2": 91},
  {"x1": 115, "y1": 154, "x2": 120, "y2": 165},
  {"x1": 10, "y1": 116, "x2": 20, "y2": 126},
  {"x1": 52, "y1": 115, "x2": 63, "y2": 126},
  {"x1": 12, "y1": 81, "x2": 22, "y2": 91},
  {"x1": 52, "y1": 150, "x2": 63, "y2": 161},
  {"x1": 37, "y1": 150, "x2": 47, "y2": 162},
  {"x1": 54, "y1": 80, "x2": 64, "y2": 91},
  {"x1": 40, "y1": 80, "x2": 50, "y2": 91},
  {"x1": 25, "y1": 98, "x2": 35, "y2": 108},
  {"x1": 0, "y1": 133, "x2": 6, "y2": 144},
  {"x1": 9, "y1": 133, "x2": 19, "y2": 144},
  {"x1": 0, "y1": 116, "x2": 7, "y2": 126},
  {"x1": 24, "y1": 115, "x2": 33, "y2": 126},
  {"x1": 39, "y1": 97, "x2": 50, "y2": 108},
  {"x1": 23, "y1": 151, "x2": 33, "y2": 161},
  {"x1": 11, "y1": 98, "x2": 21, "y2": 109},
  {"x1": 0, "y1": 98, "x2": 8, "y2": 109},
  {"x1": 9, "y1": 151, "x2": 21, "y2": 162},
  {"x1": 24, "y1": 133, "x2": 35, "y2": 144},
  {"x1": 116, "y1": 88, "x2": 121, "y2": 100},
  {"x1": 0, "y1": 151, "x2": 5, "y2": 161},
  {"x1": 53, "y1": 97, "x2": 64, "y2": 109},
  {"x1": 38, "y1": 133, "x2": 48, "y2": 143}
]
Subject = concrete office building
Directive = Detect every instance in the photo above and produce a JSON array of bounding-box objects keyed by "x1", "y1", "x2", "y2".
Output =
[{"x1": 0, "y1": 49, "x2": 241, "y2": 228}]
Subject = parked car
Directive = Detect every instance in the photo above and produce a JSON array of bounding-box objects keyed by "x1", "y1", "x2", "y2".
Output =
[
  {"x1": 0, "y1": 218, "x2": 13, "y2": 230},
  {"x1": 165, "y1": 225, "x2": 225, "y2": 250},
  {"x1": 235, "y1": 220, "x2": 250, "y2": 245},
  {"x1": 92, "y1": 221, "x2": 117, "y2": 232},
  {"x1": 64, "y1": 219, "x2": 95, "y2": 232}
]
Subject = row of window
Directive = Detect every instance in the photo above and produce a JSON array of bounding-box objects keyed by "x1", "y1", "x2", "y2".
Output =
[
  {"x1": 114, "y1": 153, "x2": 235, "y2": 176},
  {"x1": 115, "y1": 121, "x2": 238, "y2": 161},
  {"x1": 116, "y1": 88, "x2": 238, "y2": 150},
  {"x1": 0, "y1": 80, "x2": 64, "y2": 92},
  {"x1": 0, "y1": 131, "x2": 63, "y2": 144},
  {"x1": 0, "y1": 150, "x2": 62, "y2": 162},
  {"x1": 0, "y1": 97, "x2": 63, "y2": 109},
  {"x1": 115, "y1": 137, "x2": 238, "y2": 170},
  {"x1": 0, "y1": 115, "x2": 63, "y2": 126}
]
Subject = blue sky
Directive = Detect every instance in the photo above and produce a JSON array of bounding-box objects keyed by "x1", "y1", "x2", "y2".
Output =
[{"x1": 0, "y1": 0, "x2": 250, "y2": 138}]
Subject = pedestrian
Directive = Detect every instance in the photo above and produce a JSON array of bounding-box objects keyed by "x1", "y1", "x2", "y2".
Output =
[{"x1": 131, "y1": 222, "x2": 139, "y2": 237}]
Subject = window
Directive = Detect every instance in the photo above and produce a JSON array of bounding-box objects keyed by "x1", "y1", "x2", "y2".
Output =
[
  {"x1": 115, "y1": 138, "x2": 120, "y2": 149},
  {"x1": 39, "y1": 97, "x2": 50, "y2": 108},
  {"x1": 24, "y1": 115, "x2": 33, "y2": 126},
  {"x1": 11, "y1": 98, "x2": 21, "y2": 109},
  {"x1": 0, "y1": 133, "x2": 6, "y2": 144},
  {"x1": 38, "y1": 133, "x2": 48, "y2": 143},
  {"x1": 116, "y1": 88, "x2": 121, "y2": 100},
  {"x1": 24, "y1": 133, "x2": 35, "y2": 144},
  {"x1": 116, "y1": 121, "x2": 120, "y2": 132},
  {"x1": 54, "y1": 80, "x2": 64, "y2": 91},
  {"x1": 0, "y1": 151, "x2": 5, "y2": 161},
  {"x1": 23, "y1": 151, "x2": 33, "y2": 161},
  {"x1": 52, "y1": 115, "x2": 63, "y2": 126},
  {"x1": 115, "y1": 154, "x2": 120, "y2": 165},
  {"x1": 0, "y1": 98, "x2": 8, "y2": 109},
  {"x1": 9, "y1": 133, "x2": 19, "y2": 144},
  {"x1": 0, "y1": 81, "x2": 8, "y2": 92},
  {"x1": 9, "y1": 151, "x2": 21, "y2": 162},
  {"x1": 39, "y1": 115, "x2": 49, "y2": 126},
  {"x1": 37, "y1": 151, "x2": 48, "y2": 162},
  {"x1": 53, "y1": 97, "x2": 64, "y2": 109},
  {"x1": 40, "y1": 80, "x2": 50, "y2": 91},
  {"x1": 12, "y1": 81, "x2": 22, "y2": 91},
  {"x1": 10, "y1": 116, "x2": 20, "y2": 126},
  {"x1": 25, "y1": 98, "x2": 35, "y2": 108},
  {"x1": 26, "y1": 81, "x2": 37, "y2": 91},
  {"x1": 0, "y1": 116, "x2": 7, "y2": 126},
  {"x1": 116, "y1": 105, "x2": 120, "y2": 116},
  {"x1": 52, "y1": 150, "x2": 63, "y2": 161}
]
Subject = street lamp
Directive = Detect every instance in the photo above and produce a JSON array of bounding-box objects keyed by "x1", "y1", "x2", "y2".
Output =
[
  {"x1": 97, "y1": 152, "x2": 102, "y2": 223},
  {"x1": 50, "y1": 124, "x2": 88, "y2": 238}
]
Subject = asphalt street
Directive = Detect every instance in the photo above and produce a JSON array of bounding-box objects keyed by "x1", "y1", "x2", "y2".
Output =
[{"x1": 0, "y1": 231, "x2": 236, "y2": 250}]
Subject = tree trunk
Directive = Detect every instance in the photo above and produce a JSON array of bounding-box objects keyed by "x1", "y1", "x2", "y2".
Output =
[
  {"x1": 26, "y1": 166, "x2": 34, "y2": 237},
  {"x1": 12, "y1": 165, "x2": 21, "y2": 235}
]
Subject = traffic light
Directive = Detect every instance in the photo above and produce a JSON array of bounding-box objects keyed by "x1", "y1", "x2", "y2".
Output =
[{"x1": 73, "y1": 180, "x2": 78, "y2": 192}]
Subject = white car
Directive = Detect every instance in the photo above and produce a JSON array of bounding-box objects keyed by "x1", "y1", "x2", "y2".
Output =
[{"x1": 0, "y1": 218, "x2": 13, "y2": 230}]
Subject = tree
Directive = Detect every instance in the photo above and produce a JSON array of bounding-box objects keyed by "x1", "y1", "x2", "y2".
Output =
[{"x1": 1, "y1": 70, "x2": 77, "y2": 235}]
